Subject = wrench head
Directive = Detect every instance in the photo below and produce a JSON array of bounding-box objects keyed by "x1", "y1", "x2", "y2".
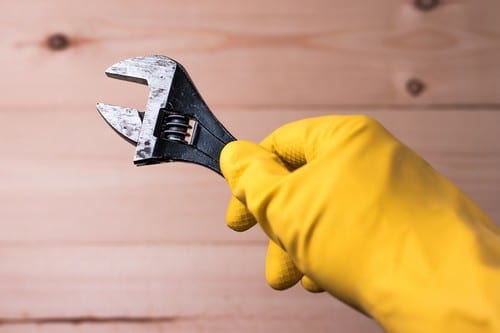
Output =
[
  {"x1": 97, "y1": 55, "x2": 177, "y2": 164},
  {"x1": 98, "y1": 54, "x2": 237, "y2": 174}
]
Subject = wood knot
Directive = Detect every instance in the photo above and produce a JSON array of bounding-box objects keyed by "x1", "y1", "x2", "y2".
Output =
[
  {"x1": 414, "y1": 0, "x2": 440, "y2": 11},
  {"x1": 46, "y1": 33, "x2": 70, "y2": 51},
  {"x1": 406, "y1": 78, "x2": 426, "y2": 97}
]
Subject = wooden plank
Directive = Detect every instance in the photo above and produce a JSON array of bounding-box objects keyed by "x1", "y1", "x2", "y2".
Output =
[
  {"x1": 0, "y1": 321, "x2": 382, "y2": 333},
  {"x1": 0, "y1": 244, "x2": 382, "y2": 333},
  {"x1": 1, "y1": 0, "x2": 500, "y2": 107},
  {"x1": 0, "y1": 108, "x2": 498, "y2": 245},
  {"x1": 1, "y1": 2, "x2": 497, "y2": 332}
]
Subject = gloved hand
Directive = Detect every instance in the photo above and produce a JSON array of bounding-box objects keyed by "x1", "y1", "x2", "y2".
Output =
[{"x1": 220, "y1": 115, "x2": 500, "y2": 333}]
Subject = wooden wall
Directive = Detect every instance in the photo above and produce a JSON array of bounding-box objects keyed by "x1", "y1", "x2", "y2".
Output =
[{"x1": 1, "y1": 1, "x2": 499, "y2": 332}]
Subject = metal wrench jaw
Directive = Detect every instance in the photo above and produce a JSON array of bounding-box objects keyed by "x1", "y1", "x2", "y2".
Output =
[
  {"x1": 97, "y1": 55, "x2": 236, "y2": 175},
  {"x1": 96, "y1": 103, "x2": 142, "y2": 145}
]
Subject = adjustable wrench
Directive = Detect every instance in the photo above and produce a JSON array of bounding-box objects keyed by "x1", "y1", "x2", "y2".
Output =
[{"x1": 97, "y1": 55, "x2": 235, "y2": 175}]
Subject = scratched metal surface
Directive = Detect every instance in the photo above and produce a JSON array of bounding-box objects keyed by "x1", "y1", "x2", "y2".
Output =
[
  {"x1": 103, "y1": 56, "x2": 177, "y2": 163},
  {"x1": 97, "y1": 103, "x2": 142, "y2": 143}
]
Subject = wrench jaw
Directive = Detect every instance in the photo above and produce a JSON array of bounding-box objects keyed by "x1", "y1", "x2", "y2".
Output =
[
  {"x1": 104, "y1": 55, "x2": 177, "y2": 86},
  {"x1": 97, "y1": 55, "x2": 236, "y2": 175},
  {"x1": 96, "y1": 103, "x2": 142, "y2": 145}
]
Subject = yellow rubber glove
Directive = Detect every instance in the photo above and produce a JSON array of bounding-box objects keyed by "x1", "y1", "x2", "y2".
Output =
[{"x1": 220, "y1": 115, "x2": 500, "y2": 333}]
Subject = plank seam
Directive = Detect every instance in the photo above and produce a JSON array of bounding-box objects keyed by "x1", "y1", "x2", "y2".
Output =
[{"x1": 0, "y1": 316, "x2": 181, "y2": 326}]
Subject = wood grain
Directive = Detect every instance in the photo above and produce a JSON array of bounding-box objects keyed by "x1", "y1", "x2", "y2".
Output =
[
  {"x1": 2, "y1": 0, "x2": 500, "y2": 107},
  {"x1": 0, "y1": 321, "x2": 381, "y2": 333},
  {"x1": 0, "y1": 245, "x2": 382, "y2": 332},
  {"x1": 0, "y1": 108, "x2": 498, "y2": 246},
  {"x1": 1, "y1": 1, "x2": 499, "y2": 331}
]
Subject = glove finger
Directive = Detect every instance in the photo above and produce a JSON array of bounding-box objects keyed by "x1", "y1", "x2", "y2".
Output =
[
  {"x1": 220, "y1": 141, "x2": 290, "y2": 242},
  {"x1": 259, "y1": 115, "x2": 386, "y2": 170},
  {"x1": 260, "y1": 134, "x2": 306, "y2": 171},
  {"x1": 226, "y1": 196, "x2": 257, "y2": 232},
  {"x1": 301, "y1": 275, "x2": 325, "y2": 293},
  {"x1": 265, "y1": 240, "x2": 302, "y2": 290},
  {"x1": 258, "y1": 117, "x2": 321, "y2": 170}
]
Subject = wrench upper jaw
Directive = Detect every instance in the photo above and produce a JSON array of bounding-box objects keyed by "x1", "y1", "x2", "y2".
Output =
[
  {"x1": 104, "y1": 55, "x2": 178, "y2": 87},
  {"x1": 105, "y1": 71, "x2": 148, "y2": 86},
  {"x1": 104, "y1": 57, "x2": 148, "y2": 85}
]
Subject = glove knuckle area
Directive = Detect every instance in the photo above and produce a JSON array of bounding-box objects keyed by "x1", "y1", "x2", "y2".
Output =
[
  {"x1": 320, "y1": 115, "x2": 384, "y2": 145},
  {"x1": 259, "y1": 117, "x2": 326, "y2": 168},
  {"x1": 347, "y1": 115, "x2": 381, "y2": 128},
  {"x1": 260, "y1": 138, "x2": 306, "y2": 171},
  {"x1": 260, "y1": 115, "x2": 388, "y2": 167}
]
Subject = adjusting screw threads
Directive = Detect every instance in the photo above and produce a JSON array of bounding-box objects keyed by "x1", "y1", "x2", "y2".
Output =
[{"x1": 162, "y1": 113, "x2": 192, "y2": 143}]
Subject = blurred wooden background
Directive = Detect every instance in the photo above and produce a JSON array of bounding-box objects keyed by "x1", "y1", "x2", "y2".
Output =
[{"x1": 1, "y1": 0, "x2": 499, "y2": 332}]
